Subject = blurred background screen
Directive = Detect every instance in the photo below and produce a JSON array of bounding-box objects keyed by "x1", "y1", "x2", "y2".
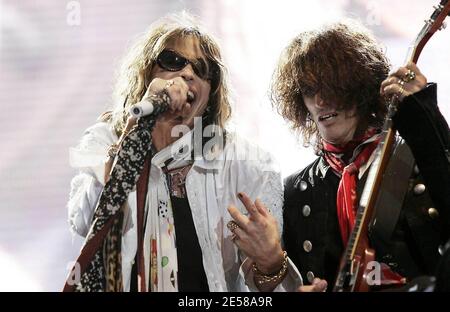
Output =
[{"x1": 1, "y1": 0, "x2": 449, "y2": 291}]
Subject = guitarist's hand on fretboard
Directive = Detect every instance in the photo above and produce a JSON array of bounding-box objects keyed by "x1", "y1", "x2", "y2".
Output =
[{"x1": 380, "y1": 62, "x2": 428, "y2": 102}]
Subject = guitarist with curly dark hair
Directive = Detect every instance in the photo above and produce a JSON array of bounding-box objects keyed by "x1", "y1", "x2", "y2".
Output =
[{"x1": 268, "y1": 9, "x2": 450, "y2": 291}]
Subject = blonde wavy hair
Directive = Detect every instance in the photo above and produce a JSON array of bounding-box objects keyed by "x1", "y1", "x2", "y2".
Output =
[{"x1": 106, "y1": 12, "x2": 232, "y2": 135}]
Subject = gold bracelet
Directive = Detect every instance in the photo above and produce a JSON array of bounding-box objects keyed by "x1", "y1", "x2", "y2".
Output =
[{"x1": 252, "y1": 251, "x2": 288, "y2": 285}]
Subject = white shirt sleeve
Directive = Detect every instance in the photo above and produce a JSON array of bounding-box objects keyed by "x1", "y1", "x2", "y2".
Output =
[
  {"x1": 67, "y1": 173, "x2": 104, "y2": 237},
  {"x1": 236, "y1": 167, "x2": 303, "y2": 292},
  {"x1": 224, "y1": 135, "x2": 303, "y2": 291},
  {"x1": 67, "y1": 122, "x2": 118, "y2": 237}
]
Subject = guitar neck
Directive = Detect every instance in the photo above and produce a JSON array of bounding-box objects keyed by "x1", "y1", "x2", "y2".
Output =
[{"x1": 345, "y1": 127, "x2": 395, "y2": 260}]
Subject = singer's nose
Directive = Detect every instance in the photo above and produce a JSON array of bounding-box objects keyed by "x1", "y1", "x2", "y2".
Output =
[{"x1": 181, "y1": 64, "x2": 195, "y2": 81}]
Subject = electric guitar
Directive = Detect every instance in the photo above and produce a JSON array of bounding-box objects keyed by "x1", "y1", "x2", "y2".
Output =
[{"x1": 333, "y1": 0, "x2": 450, "y2": 292}]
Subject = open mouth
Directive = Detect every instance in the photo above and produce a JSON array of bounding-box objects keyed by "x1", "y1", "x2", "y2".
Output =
[
  {"x1": 187, "y1": 90, "x2": 195, "y2": 105},
  {"x1": 318, "y1": 112, "x2": 338, "y2": 122}
]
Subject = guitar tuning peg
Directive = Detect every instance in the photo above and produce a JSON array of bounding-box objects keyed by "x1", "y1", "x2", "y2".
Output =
[
  {"x1": 433, "y1": 4, "x2": 443, "y2": 11},
  {"x1": 424, "y1": 18, "x2": 434, "y2": 25}
]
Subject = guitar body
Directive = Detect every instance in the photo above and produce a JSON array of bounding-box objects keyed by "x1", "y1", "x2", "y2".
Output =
[
  {"x1": 354, "y1": 246, "x2": 375, "y2": 292},
  {"x1": 334, "y1": 236, "x2": 375, "y2": 292}
]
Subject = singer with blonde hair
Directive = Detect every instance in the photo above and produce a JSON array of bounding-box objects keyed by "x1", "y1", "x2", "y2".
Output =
[{"x1": 66, "y1": 12, "x2": 302, "y2": 292}]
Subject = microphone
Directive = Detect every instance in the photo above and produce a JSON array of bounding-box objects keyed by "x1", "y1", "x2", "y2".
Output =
[
  {"x1": 129, "y1": 99, "x2": 154, "y2": 118},
  {"x1": 129, "y1": 91, "x2": 194, "y2": 118}
]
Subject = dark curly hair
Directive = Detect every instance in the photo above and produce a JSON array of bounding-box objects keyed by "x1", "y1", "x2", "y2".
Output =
[{"x1": 271, "y1": 20, "x2": 390, "y2": 150}]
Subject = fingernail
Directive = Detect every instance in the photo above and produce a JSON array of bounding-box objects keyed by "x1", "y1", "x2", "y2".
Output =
[{"x1": 238, "y1": 192, "x2": 243, "y2": 198}]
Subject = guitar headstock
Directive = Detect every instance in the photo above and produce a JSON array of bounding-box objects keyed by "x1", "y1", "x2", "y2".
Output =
[
  {"x1": 426, "y1": 0, "x2": 450, "y2": 33},
  {"x1": 409, "y1": 0, "x2": 450, "y2": 63}
]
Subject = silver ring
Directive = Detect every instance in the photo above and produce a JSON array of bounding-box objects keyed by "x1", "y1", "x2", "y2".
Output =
[
  {"x1": 403, "y1": 70, "x2": 416, "y2": 83},
  {"x1": 164, "y1": 79, "x2": 175, "y2": 91}
]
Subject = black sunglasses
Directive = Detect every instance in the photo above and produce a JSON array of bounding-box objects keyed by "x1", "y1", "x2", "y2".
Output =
[{"x1": 156, "y1": 49, "x2": 219, "y2": 82}]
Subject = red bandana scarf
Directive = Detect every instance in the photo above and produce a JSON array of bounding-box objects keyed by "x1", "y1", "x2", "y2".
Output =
[{"x1": 322, "y1": 128, "x2": 381, "y2": 246}]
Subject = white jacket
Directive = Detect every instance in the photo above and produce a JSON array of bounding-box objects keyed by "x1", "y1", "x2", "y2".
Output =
[{"x1": 67, "y1": 122, "x2": 302, "y2": 291}]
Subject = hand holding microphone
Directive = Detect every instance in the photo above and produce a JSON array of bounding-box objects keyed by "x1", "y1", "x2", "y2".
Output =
[
  {"x1": 107, "y1": 78, "x2": 193, "y2": 182},
  {"x1": 129, "y1": 78, "x2": 194, "y2": 118},
  {"x1": 130, "y1": 90, "x2": 194, "y2": 117}
]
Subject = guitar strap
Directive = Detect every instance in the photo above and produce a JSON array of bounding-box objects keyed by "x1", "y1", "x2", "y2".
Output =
[{"x1": 370, "y1": 137, "x2": 415, "y2": 243}]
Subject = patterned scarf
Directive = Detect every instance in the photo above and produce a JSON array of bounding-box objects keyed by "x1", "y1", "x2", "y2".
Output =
[
  {"x1": 63, "y1": 94, "x2": 169, "y2": 292},
  {"x1": 144, "y1": 132, "x2": 194, "y2": 291},
  {"x1": 322, "y1": 128, "x2": 381, "y2": 246}
]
